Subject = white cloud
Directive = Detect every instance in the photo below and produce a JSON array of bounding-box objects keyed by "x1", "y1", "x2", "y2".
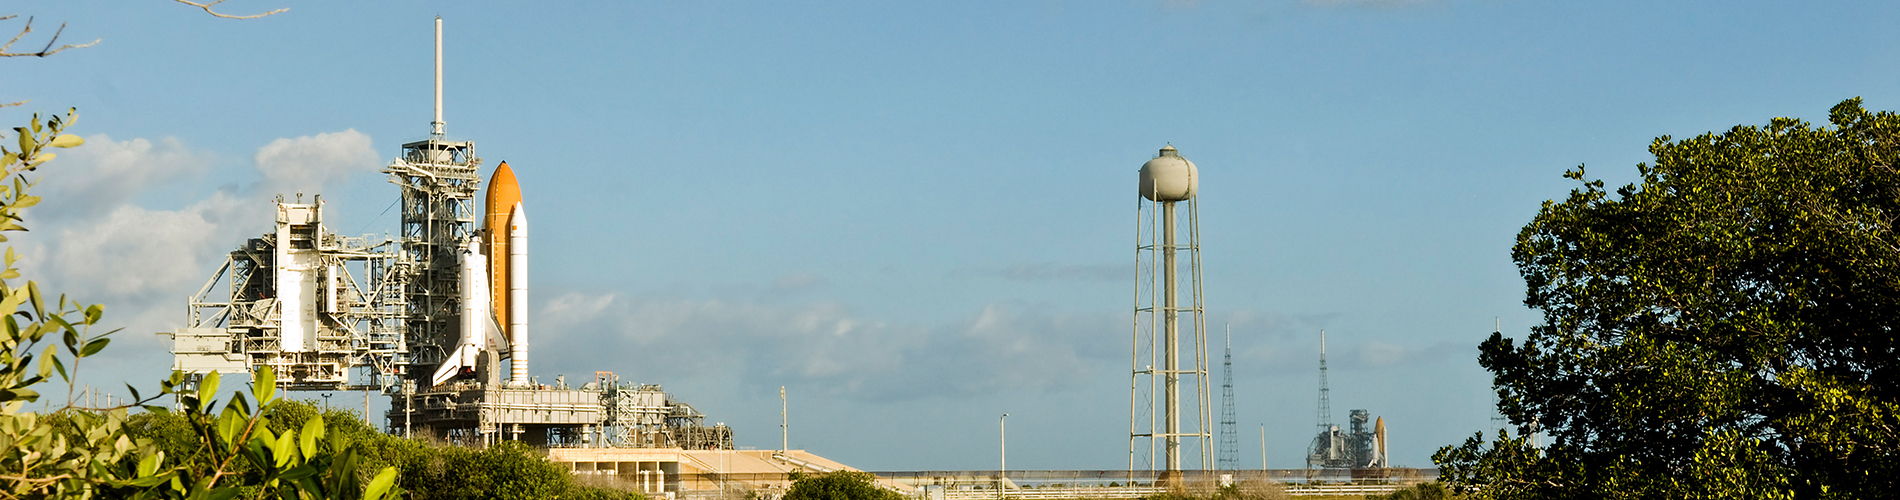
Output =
[
  {"x1": 253, "y1": 129, "x2": 379, "y2": 195},
  {"x1": 535, "y1": 292, "x2": 1121, "y2": 402},
  {"x1": 34, "y1": 134, "x2": 213, "y2": 222},
  {"x1": 3, "y1": 130, "x2": 380, "y2": 391},
  {"x1": 977, "y1": 262, "x2": 1126, "y2": 282},
  {"x1": 30, "y1": 193, "x2": 248, "y2": 302},
  {"x1": 1348, "y1": 339, "x2": 1464, "y2": 368}
]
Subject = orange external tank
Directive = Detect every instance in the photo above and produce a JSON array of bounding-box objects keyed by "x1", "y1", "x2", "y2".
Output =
[{"x1": 485, "y1": 162, "x2": 519, "y2": 325}]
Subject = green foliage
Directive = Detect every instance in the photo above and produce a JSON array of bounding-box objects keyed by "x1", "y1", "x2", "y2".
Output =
[
  {"x1": 1367, "y1": 482, "x2": 1460, "y2": 500},
  {"x1": 395, "y1": 441, "x2": 568, "y2": 499},
  {"x1": 1138, "y1": 480, "x2": 1287, "y2": 500},
  {"x1": 785, "y1": 471, "x2": 903, "y2": 500},
  {"x1": 1437, "y1": 98, "x2": 1900, "y2": 499},
  {"x1": 134, "y1": 399, "x2": 640, "y2": 500},
  {"x1": 0, "y1": 108, "x2": 149, "y2": 499},
  {"x1": 0, "y1": 111, "x2": 405, "y2": 499}
]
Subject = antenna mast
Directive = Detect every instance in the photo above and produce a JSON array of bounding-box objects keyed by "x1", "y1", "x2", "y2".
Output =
[
  {"x1": 431, "y1": 16, "x2": 445, "y2": 137},
  {"x1": 1317, "y1": 330, "x2": 1331, "y2": 432},
  {"x1": 1218, "y1": 325, "x2": 1239, "y2": 470}
]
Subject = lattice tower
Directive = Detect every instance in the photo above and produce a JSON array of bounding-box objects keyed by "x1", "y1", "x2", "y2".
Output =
[
  {"x1": 1317, "y1": 330, "x2": 1332, "y2": 433},
  {"x1": 1218, "y1": 326, "x2": 1239, "y2": 470}
]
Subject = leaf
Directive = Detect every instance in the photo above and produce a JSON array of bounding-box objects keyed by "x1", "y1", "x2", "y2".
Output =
[
  {"x1": 363, "y1": 466, "x2": 399, "y2": 500},
  {"x1": 138, "y1": 450, "x2": 163, "y2": 476},
  {"x1": 299, "y1": 415, "x2": 323, "y2": 459},
  {"x1": 273, "y1": 429, "x2": 296, "y2": 467},
  {"x1": 253, "y1": 366, "x2": 275, "y2": 404},
  {"x1": 198, "y1": 372, "x2": 222, "y2": 411},
  {"x1": 26, "y1": 281, "x2": 42, "y2": 317},
  {"x1": 78, "y1": 337, "x2": 108, "y2": 357},
  {"x1": 36, "y1": 344, "x2": 55, "y2": 379},
  {"x1": 47, "y1": 134, "x2": 82, "y2": 148},
  {"x1": 278, "y1": 463, "x2": 319, "y2": 481},
  {"x1": 216, "y1": 406, "x2": 243, "y2": 446}
]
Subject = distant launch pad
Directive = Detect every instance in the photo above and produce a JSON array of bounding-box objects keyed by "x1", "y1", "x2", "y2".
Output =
[{"x1": 164, "y1": 17, "x2": 754, "y2": 495}]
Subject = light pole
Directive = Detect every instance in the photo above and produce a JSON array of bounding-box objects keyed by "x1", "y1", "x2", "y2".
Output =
[
  {"x1": 1259, "y1": 424, "x2": 1267, "y2": 471},
  {"x1": 780, "y1": 386, "x2": 789, "y2": 452},
  {"x1": 999, "y1": 412, "x2": 1009, "y2": 499}
]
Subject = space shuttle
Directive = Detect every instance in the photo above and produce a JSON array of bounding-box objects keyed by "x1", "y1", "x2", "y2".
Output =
[
  {"x1": 417, "y1": 15, "x2": 533, "y2": 389},
  {"x1": 427, "y1": 162, "x2": 530, "y2": 388}
]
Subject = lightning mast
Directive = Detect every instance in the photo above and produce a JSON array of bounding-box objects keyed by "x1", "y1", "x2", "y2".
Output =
[
  {"x1": 1218, "y1": 325, "x2": 1238, "y2": 470},
  {"x1": 1317, "y1": 330, "x2": 1332, "y2": 434}
]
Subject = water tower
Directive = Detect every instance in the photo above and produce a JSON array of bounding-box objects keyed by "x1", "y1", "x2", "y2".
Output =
[{"x1": 1129, "y1": 145, "x2": 1212, "y2": 479}]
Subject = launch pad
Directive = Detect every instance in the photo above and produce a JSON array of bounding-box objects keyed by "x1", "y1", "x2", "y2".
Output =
[{"x1": 166, "y1": 17, "x2": 737, "y2": 456}]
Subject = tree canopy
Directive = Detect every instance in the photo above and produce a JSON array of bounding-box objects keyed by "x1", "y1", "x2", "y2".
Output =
[{"x1": 1435, "y1": 98, "x2": 1900, "y2": 499}]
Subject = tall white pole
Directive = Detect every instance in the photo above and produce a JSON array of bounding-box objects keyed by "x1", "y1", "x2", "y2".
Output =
[
  {"x1": 1259, "y1": 424, "x2": 1267, "y2": 471},
  {"x1": 1000, "y1": 412, "x2": 1009, "y2": 498},
  {"x1": 431, "y1": 16, "x2": 445, "y2": 136},
  {"x1": 781, "y1": 386, "x2": 789, "y2": 452}
]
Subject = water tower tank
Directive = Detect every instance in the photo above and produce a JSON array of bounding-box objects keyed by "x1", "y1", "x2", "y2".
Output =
[{"x1": 1140, "y1": 145, "x2": 1198, "y2": 201}]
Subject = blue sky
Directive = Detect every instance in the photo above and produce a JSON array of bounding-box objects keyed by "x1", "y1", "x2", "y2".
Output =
[{"x1": 5, "y1": 0, "x2": 1900, "y2": 471}]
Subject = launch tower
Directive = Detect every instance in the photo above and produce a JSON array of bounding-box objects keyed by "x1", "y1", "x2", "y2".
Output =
[{"x1": 167, "y1": 16, "x2": 734, "y2": 452}]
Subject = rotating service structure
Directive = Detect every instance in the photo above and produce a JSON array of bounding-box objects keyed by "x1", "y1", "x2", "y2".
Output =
[{"x1": 168, "y1": 196, "x2": 407, "y2": 389}]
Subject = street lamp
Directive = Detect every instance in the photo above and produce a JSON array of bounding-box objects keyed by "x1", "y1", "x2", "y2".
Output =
[{"x1": 999, "y1": 412, "x2": 1009, "y2": 499}]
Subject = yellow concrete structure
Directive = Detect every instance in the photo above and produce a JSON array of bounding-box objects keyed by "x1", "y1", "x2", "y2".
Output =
[{"x1": 547, "y1": 448, "x2": 911, "y2": 498}]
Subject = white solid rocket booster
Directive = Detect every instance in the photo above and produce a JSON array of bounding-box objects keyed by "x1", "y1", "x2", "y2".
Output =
[{"x1": 507, "y1": 203, "x2": 528, "y2": 387}]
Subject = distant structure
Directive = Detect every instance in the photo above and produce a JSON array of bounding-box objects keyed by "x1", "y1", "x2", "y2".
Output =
[
  {"x1": 1218, "y1": 326, "x2": 1239, "y2": 470},
  {"x1": 1305, "y1": 332, "x2": 1390, "y2": 479},
  {"x1": 167, "y1": 16, "x2": 732, "y2": 452},
  {"x1": 1129, "y1": 145, "x2": 1212, "y2": 478},
  {"x1": 1315, "y1": 330, "x2": 1332, "y2": 449}
]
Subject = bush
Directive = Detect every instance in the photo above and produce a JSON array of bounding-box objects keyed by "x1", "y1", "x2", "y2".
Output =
[
  {"x1": 785, "y1": 471, "x2": 903, "y2": 500},
  {"x1": 1367, "y1": 482, "x2": 1459, "y2": 500}
]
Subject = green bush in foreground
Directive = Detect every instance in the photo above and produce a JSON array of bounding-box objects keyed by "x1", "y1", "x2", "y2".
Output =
[
  {"x1": 1367, "y1": 482, "x2": 1460, "y2": 500},
  {"x1": 131, "y1": 400, "x2": 641, "y2": 500},
  {"x1": 786, "y1": 471, "x2": 903, "y2": 500}
]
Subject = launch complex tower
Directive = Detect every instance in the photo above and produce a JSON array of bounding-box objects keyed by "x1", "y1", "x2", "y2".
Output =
[{"x1": 166, "y1": 18, "x2": 731, "y2": 450}]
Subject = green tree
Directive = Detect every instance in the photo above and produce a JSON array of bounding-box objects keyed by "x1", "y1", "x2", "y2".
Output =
[
  {"x1": 784, "y1": 471, "x2": 903, "y2": 500},
  {"x1": 1435, "y1": 98, "x2": 1900, "y2": 499}
]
